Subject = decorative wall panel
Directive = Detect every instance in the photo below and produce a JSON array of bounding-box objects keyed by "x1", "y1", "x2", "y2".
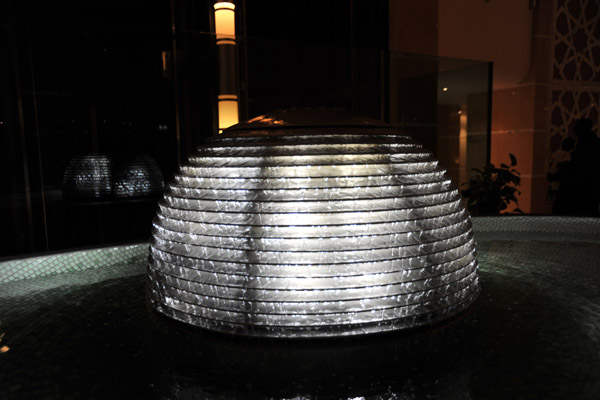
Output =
[
  {"x1": 549, "y1": 90, "x2": 600, "y2": 153},
  {"x1": 549, "y1": 0, "x2": 600, "y2": 174},
  {"x1": 553, "y1": 0, "x2": 600, "y2": 82}
]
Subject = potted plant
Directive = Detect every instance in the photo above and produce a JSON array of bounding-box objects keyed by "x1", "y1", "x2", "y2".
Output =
[{"x1": 461, "y1": 154, "x2": 522, "y2": 215}]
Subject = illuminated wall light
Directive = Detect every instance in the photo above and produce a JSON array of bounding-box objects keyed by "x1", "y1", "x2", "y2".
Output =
[
  {"x1": 442, "y1": 87, "x2": 448, "y2": 92},
  {"x1": 214, "y1": 1, "x2": 238, "y2": 133},
  {"x1": 214, "y1": 2, "x2": 236, "y2": 44},
  {"x1": 147, "y1": 110, "x2": 480, "y2": 338},
  {"x1": 218, "y1": 95, "x2": 239, "y2": 133}
]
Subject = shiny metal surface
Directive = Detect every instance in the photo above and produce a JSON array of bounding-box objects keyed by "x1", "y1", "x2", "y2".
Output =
[{"x1": 147, "y1": 110, "x2": 480, "y2": 337}]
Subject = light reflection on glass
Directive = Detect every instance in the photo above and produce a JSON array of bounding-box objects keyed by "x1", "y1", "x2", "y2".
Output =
[
  {"x1": 62, "y1": 154, "x2": 112, "y2": 199},
  {"x1": 113, "y1": 155, "x2": 164, "y2": 197}
]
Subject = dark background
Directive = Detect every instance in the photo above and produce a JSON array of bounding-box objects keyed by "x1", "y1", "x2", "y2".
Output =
[{"x1": 0, "y1": 0, "x2": 389, "y2": 257}]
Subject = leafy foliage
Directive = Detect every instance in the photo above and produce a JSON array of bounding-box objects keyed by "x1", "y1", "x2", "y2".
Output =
[{"x1": 461, "y1": 154, "x2": 522, "y2": 215}]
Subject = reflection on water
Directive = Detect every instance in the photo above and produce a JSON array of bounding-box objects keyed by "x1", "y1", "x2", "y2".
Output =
[
  {"x1": 0, "y1": 332, "x2": 9, "y2": 353},
  {"x1": 149, "y1": 311, "x2": 475, "y2": 399}
]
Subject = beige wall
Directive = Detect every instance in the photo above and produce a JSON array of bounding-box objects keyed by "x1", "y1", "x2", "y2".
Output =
[
  {"x1": 389, "y1": 0, "x2": 553, "y2": 213},
  {"x1": 437, "y1": 0, "x2": 533, "y2": 90},
  {"x1": 389, "y1": 0, "x2": 438, "y2": 54}
]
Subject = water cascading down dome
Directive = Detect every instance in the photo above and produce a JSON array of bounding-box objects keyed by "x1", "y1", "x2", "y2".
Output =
[{"x1": 147, "y1": 110, "x2": 480, "y2": 338}]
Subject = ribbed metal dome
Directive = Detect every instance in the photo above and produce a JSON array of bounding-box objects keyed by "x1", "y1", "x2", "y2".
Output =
[{"x1": 147, "y1": 110, "x2": 480, "y2": 338}]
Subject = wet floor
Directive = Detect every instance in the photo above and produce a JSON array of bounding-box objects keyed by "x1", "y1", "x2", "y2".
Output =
[{"x1": 0, "y1": 229, "x2": 599, "y2": 399}]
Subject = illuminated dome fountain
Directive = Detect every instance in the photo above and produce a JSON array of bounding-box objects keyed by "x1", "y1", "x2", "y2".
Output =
[{"x1": 147, "y1": 110, "x2": 480, "y2": 338}]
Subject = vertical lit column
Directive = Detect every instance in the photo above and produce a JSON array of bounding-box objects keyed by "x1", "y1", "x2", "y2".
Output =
[
  {"x1": 459, "y1": 110, "x2": 468, "y2": 187},
  {"x1": 214, "y1": 1, "x2": 239, "y2": 133}
]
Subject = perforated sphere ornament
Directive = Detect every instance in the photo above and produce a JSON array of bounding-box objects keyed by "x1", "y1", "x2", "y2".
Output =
[{"x1": 147, "y1": 110, "x2": 480, "y2": 338}]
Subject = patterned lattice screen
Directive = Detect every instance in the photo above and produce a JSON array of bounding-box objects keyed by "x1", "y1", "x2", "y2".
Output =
[{"x1": 549, "y1": 0, "x2": 600, "y2": 165}]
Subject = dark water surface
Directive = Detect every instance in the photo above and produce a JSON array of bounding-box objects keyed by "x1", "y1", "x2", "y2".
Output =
[{"x1": 1, "y1": 234, "x2": 599, "y2": 399}]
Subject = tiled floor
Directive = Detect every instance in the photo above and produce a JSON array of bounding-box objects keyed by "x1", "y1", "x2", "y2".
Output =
[
  {"x1": 0, "y1": 217, "x2": 599, "y2": 399},
  {"x1": 0, "y1": 244, "x2": 148, "y2": 284}
]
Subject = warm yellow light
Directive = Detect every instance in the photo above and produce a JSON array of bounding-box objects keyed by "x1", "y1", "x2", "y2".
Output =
[
  {"x1": 218, "y1": 95, "x2": 239, "y2": 132},
  {"x1": 161, "y1": 51, "x2": 168, "y2": 73},
  {"x1": 0, "y1": 333, "x2": 7, "y2": 353},
  {"x1": 459, "y1": 112, "x2": 468, "y2": 186},
  {"x1": 442, "y1": 87, "x2": 448, "y2": 92},
  {"x1": 214, "y1": 2, "x2": 236, "y2": 43}
]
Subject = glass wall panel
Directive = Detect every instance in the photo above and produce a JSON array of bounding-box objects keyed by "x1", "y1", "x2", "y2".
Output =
[
  {"x1": 389, "y1": 53, "x2": 492, "y2": 189},
  {"x1": 0, "y1": 0, "x2": 211, "y2": 257},
  {"x1": 0, "y1": 0, "x2": 389, "y2": 258}
]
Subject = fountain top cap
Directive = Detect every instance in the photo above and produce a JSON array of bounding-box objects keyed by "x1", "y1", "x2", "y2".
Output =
[{"x1": 223, "y1": 108, "x2": 390, "y2": 134}]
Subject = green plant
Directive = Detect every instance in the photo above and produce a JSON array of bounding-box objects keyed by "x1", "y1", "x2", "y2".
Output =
[{"x1": 461, "y1": 154, "x2": 522, "y2": 215}]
